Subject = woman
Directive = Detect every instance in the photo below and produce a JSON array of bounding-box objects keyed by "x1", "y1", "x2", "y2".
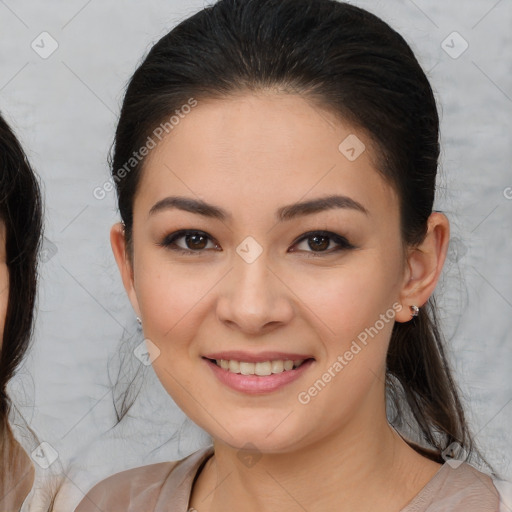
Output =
[
  {"x1": 76, "y1": 0, "x2": 503, "y2": 510},
  {"x1": 0, "y1": 112, "x2": 43, "y2": 511}
]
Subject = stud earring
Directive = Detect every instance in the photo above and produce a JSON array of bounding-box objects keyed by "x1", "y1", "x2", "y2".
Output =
[
  {"x1": 136, "y1": 316, "x2": 142, "y2": 326},
  {"x1": 410, "y1": 305, "x2": 419, "y2": 318}
]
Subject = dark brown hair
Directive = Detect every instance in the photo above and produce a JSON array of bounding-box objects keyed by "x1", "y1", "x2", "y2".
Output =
[
  {"x1": 110, "y1": 0, "x2": 486, "y2": 468},
  {"x1": 0, "y1": 112, "x2": 42, "y2": 437}
]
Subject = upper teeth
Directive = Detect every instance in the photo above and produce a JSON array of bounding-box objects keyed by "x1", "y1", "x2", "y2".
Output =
[{"x1": 216, "y1": 359, "x2": 305, "y2": 376}]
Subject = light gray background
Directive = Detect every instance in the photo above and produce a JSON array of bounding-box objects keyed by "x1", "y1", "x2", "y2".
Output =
[{"x1": 1, "y1": 0, "x2": 511, "y2": 509}]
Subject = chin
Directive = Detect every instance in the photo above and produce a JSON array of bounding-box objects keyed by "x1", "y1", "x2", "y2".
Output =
[{"x1": 205, "y1": 415, "x2": 310, "y2": 454}]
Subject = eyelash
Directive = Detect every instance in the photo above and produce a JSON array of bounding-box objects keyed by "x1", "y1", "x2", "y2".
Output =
[{"x1": 158, "y1": 229, "x2": 356, "y2": 258}]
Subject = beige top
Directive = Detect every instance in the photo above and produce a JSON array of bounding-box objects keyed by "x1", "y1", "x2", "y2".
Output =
[
  {"x1": 0, "y1": 424, "x2": 34, "y2": 512},
  {"x1": 75, "y1": 446, "x2": 500, "y2": 512}
]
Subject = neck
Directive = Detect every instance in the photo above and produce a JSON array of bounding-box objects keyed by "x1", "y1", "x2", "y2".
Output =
[
  {"x1": 191, "y1": 413, "x2": 441, "y2": 512},
  {"x1": 0, "y1": 418, "x2": 34, "y2": 511}
]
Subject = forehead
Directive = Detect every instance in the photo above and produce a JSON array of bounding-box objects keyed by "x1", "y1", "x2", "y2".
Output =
[{"x1": 135, "y1": 93, "x2": 398, "y2": 221}]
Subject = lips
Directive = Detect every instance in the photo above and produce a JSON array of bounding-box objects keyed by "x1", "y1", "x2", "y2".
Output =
[{"x1": 204, "y1": 356, "x2": 315, "y2": 394}]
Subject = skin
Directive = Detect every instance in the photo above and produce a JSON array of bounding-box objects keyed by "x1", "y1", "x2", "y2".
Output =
[
  {"x1": 0, "y1": 219, "x2": 35, "y2": 510},
  {"x1": 0, "y1": 221, "x2": 8, "y2": 342},
  {"x1": 111, "y1": 92, "x2": 450, "y2": 512}
]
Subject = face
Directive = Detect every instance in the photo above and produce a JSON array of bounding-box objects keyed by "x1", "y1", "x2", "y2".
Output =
[
  {"x1": 114, "y1": 92, "x2": 416, "y2": 453},
  {"x1": 0, "y1": 220, "x2": 8, "y2": 344}
]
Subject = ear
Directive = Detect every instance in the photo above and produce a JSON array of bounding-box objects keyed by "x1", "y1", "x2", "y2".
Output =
[
  {"x1": 110, "y1": 222, "x2": 141, "y2": 319},
  {"x1": 395, "y1": 212, "x2": 450, "y2": 323}
]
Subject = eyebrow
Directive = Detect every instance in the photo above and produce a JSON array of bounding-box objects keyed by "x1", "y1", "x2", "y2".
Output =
[{"x1": 149, "y1": 194, "x2": 368, "y2": 222}]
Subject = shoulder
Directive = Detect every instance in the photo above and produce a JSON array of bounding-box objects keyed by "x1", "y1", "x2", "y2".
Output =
[
  {"x1": 74, "y1": 446, "x2": 214, "y2": 512},
  {"x1": 411, "y1": 461, "x2": 500, "y2": 511},
  {"x1": 74, "y1": 460, "x2": 179, "y2": 512},
  {"x1": 447, "y1": 461, "x2": 500, "y2": 496}
]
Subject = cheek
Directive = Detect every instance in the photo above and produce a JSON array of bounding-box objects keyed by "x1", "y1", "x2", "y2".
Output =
[
  {"x1": 287, "y1": 251, "x2": 403, "y2": 341},
  {"x1": 0, "y1": 263, "x2": 9, "y2": 342},
  {"x1": 133, "y1": 259, "x2": 217, "y2": 425},
  {"x1": 133, "y1": 252, "x2": 218, "y2": 352}
]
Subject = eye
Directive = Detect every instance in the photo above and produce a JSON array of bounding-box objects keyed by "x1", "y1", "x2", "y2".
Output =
[
  {"x1": 159, "y1": 230, "x2": 220, "y2": 255},
  {"x1": 290, "y1": 230, "x2": 356, "y2": 257},
  {"x1": 159, "y1": 229, "x2": 355, "y2": 257}
]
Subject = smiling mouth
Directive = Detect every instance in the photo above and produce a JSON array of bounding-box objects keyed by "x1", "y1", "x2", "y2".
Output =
[{"x1": 205, "y1": 358, "x2": 313, "y2": 376}]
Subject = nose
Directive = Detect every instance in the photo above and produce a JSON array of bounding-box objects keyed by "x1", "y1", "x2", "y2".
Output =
[{"x1": 216, "y1": 250, "x2": 294, "y2": 336}]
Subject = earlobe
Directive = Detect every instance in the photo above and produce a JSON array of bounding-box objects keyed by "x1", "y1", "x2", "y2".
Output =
[
  {"x1": 395, "y1": 212, "x2": 450, "y2": 323},
  {"x1": 110, "y1": 222, "x2": 141, "y2": 318}
]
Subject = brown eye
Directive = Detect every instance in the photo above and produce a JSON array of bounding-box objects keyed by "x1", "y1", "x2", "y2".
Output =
[
  {"x1": 291, "y1": 231, "x2": 355, "y2": 257},
  {"x1": 160, "y1": 230, "x2": 219, "y2": 254},
  {"x1": 307, "y1": 234, "x2": 330, "y2": 251},
  {"x1": 183, "y1": 233, "x2": 208, "y2": 250}
]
